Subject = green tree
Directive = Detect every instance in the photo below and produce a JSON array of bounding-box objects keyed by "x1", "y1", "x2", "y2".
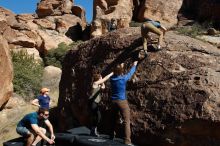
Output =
[
  {"x1": 43, "y1": 41, "x2": 82, "y2": 68},
  {"x1": 12, "y1": 50, "x2": 44, "y2": 100}
]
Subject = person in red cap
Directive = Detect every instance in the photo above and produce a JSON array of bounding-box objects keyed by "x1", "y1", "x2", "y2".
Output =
[{"x1": 31, "y1": 88, "x2": 51, "y2": 109}]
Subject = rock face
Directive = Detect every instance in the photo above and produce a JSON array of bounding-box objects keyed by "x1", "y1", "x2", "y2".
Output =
[
  {"x1": 58, "y1": 27, "x2": 220, "y2": 145},
  {"x1": 91, "y1": 0, "x2": 133, "y2": 38},
  {"x1": 133, "y1": 0, "x2": 183, "y2": 27},
  {"x1": 0, "y1": 36, "x2": 13, "y2": 110},
  {"x1": 181, "y1": 0, "x2": 220, "y2": 27}
]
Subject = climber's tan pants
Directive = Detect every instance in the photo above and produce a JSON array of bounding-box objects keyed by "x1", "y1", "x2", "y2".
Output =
[{"x1": 141, "y1": 22, "x2": 163, "y2": 51}]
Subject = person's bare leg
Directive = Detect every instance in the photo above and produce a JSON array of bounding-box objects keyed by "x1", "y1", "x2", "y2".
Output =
[
  {"x1": 158, "y1": 33, "x2": 163, "y2": 49},
  {"x1": 141, "y1": 25, "x2": 148, "y2": 52},
  {"x1": 160, "y1": 26, "x2": 167, "y2": 34},
  {"x1": 138, "y1": 36, "x2": 148, "y2": 59},
  {"x1": 31, "y1": 128, "x2": 46, "y2": 146},
  {"x1": 142, "y1": 36, "x2": 148, "y2": 51},
  {"x1": 26, "y1": 133, "x2": 34, "y2": 146}
]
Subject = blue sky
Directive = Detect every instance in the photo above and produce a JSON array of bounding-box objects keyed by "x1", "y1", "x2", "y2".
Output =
[{"x1": 0, "y1": 0, "x2": 93, "y2": 22}]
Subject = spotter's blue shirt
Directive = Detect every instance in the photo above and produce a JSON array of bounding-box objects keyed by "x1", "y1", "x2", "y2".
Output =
[
  {"x1": 37, "y1": 95, "x2": 50, "y2": 109},
  {"x1": 110, "y1": 66, "x2": 136, "y2": 100},
  {"x1": 17, "y1": 112, "x2": 38, "y2": 129}
]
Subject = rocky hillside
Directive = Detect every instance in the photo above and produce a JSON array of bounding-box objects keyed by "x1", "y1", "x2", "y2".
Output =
[
  {"x1": 0, "y1": 0, "x2": 86, "y2": 58},
  {"x1": 58, "y1": 27, "x2": 220, "y2": 146}
]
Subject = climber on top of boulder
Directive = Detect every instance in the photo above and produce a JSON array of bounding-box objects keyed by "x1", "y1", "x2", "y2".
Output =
[{"x1": 141, "y1": 18, "x2": 167, "y2": 56}]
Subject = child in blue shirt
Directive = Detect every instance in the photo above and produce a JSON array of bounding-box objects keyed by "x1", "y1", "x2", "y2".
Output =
[{"x1": 31, "y1": 88, "x2": 51, "y2": 109}]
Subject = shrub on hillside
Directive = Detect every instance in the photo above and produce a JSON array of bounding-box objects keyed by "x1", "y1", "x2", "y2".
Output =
[
  {"x1": 43, "y1": 41, "x2": 82, "y2": 68},
  {"x1": 176, "y1": 22, "x2": 214, "y2": 38},
  {"x1": 12, "y1": 50, "x2": 44, "y2": 100}
]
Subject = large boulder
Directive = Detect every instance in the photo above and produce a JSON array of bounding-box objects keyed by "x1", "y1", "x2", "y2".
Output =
[
  {"x1": 36, "y1": 29, "x2": 72, "y2": 53},
  {"x1": 0, "y1": 36, "x2": 13, "y2": 110},
  {"x1": 91, "y1": 0, "x2": 133, "y2": 37},
  {"x1": 133, "y1": 0, "x2": 183, "y2": 27},
  {"x1": 36, "y1": 0, "x2": 74, "y2": 18},
  {"x1": 58, "y1": 28, "x2": 220, "y2": 145}
]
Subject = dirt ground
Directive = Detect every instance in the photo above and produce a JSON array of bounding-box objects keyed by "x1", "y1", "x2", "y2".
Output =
[{"x1": 0, "y1": 104, "x2": 36, "y2": 146}]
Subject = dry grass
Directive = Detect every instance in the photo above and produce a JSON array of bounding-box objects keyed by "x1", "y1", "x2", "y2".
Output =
[{"x1": 0, "y1": 104, "x2": 39, "y2": 146}]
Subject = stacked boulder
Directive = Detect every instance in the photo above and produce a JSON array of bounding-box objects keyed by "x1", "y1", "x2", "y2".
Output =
[{"x1": 0, "y1": 0, "x2": 86, "y2": 59}]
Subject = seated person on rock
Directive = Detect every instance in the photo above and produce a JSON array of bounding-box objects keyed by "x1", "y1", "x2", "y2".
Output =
[
  {"x1": 141, "y1": 17, "x2": 167, "y2": 55},
  {"x1": 16, "y1": 108, "x2": 55, "y2": 146},
  {"x1": 108, "y1": 18, "x2": 117, "y2": 32}
]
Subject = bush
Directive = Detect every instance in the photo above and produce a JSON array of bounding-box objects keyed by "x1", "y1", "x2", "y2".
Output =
[
  {"x1": 12, "y1": 50, "x2": 44, "y2": 101},
  {"x1": 176, "y1": 22, "x2": 214, "y2": 38},
  {"x1": 43, "y1": 41, "x2": 82, "y2": 68}
]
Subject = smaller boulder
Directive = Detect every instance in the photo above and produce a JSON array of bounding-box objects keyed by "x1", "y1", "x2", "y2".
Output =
[
  {"x1": 42, "y1": 66, "x2": 62, "y2": 107},
  {"x1": 207, "y1": 28, "x2": 218, "y2": 36}
]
